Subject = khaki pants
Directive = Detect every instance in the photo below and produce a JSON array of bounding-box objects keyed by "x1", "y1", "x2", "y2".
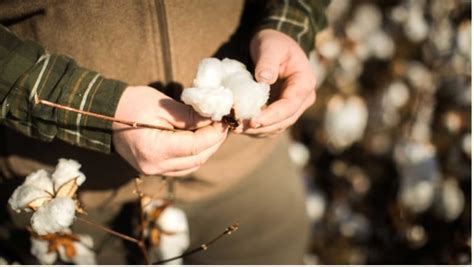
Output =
[{"x1": 1, "y1": 137, "x2": 309, "y2": 264}]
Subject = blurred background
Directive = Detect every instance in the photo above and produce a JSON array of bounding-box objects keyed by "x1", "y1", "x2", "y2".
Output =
[{"x1": 290, "y1": 0, "x2": 471, "y2": 264}]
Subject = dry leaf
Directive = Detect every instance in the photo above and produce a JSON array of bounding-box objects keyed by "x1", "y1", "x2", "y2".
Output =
[
  {"x1": 36, "y1": 232, "x2": 80, "y2": 260},
  {"x1": 55, "y1": 177, "x2": 79, "y2": 198},
  {"x1": 27, "y1": 196, "x2": 53, "y2": 211}
]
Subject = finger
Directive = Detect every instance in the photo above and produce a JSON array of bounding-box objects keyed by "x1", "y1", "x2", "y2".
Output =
[
  {"x1": 252, "y1": 37, "x2": 288, "y2": 84},
  {"x1": 249, "y1": 98, "x2": 299, "y2": 129},
  {"x1": 245, "y1": 91, "x2": 315, "y2": 135},
  {"x1": 160, "y1": 135, "x2": 225, "y2": 171},
  {"x1": 158, "y1": 97, "x2": 212, "y2": 130},
  {"x1": 163, "y1": 166, "x2": 200, "y2": 177},
  {"x1": 250, "y1": 73, "x2": 314, "y2": 128},
  {"x1": 167, "y1": 122, "x2": 228, "y2": 157}
]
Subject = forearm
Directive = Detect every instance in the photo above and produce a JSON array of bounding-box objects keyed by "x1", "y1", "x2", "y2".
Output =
[{"x1": 0, "y1": 25, "x2": 127, "y2": 153}]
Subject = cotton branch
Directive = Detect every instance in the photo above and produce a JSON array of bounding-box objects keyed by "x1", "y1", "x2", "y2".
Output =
[
  {"x1": 153, "y1": 222, "x2": 239, "y2": 264},
  {"x1": 35, "y1": 97, "x2": 175, "y2": 131}
]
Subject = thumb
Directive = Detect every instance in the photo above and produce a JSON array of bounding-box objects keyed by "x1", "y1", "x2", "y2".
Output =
[{"x1": 251, "y1": 34, "x2": 287, "y2": 84}]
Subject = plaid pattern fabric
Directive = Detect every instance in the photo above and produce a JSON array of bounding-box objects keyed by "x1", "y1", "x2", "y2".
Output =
[
  {"x1": 259, "y1": 0, "x2": 329, "y2": 54},
  {"x1": 0, "y1": 25, "x2": 127, "y2": 153},
  {"x1": 0, "y1": 0, "x2": 327, "y2": 154}
]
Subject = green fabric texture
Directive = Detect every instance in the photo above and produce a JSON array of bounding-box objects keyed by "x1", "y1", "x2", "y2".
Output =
[
  {"x1": 259, "y1": 0, "x2": 329, "y2": 54},
  {"x1": 0, "y1": 25, "x2": 127, "y2": 153}
]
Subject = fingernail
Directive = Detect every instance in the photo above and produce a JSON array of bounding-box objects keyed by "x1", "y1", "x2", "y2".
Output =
[
  {"x1": 258, "y1": 70, "x2": 273, "y2": 82},
  {"x1": 253, "y1": 123, "x2": 262, "y2": 129}
]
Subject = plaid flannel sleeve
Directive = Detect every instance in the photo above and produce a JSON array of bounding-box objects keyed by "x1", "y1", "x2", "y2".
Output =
[
  {"x1": 258, "y1": 0, "x2": 329, "y2": 55},
  {"x1": 0, "y1": 25, "x2": 127, "y2": 153}
]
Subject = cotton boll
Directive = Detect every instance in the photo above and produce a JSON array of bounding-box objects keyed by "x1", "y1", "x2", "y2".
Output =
[
  {"x1": 52, "y1": 159, "x2": 86, "y2": 191},
  {"x1": 221, "y1": 58, "x2": 248, "y2": 76},
  {"x1": 337, "y1": 50, "x2": 363, "y2": 84},
  {"x1": 429, "y1": 18, "x2": 454, "y2": 54},
  {"x1": 433, "y1": 179, "x2": 465, "y2": 222},
  {"x1": 383, "y1": 81, "x2": 410, "y2": 109},
  {"x1": 367, "y1": 30, "x2": 395, "y2": 60},
  {"x1": 326, "y1": 0, "x2": 350, "y2": 24},
  {"x1": 155, "y1": 206, "x2": 190, "y2": 264},
  {"x1": 24, "y1": 169, "x2": 54, "y2": 194},
  {"x1": 394, "y1": 140, "x2": 441, "y2": 213},
  {"x1": 404, "y1": 6, "x2": 429, "y2": 42},
  {"x1": 390, "y1": 5, "x2": 408, "y2": 23},
  {"x1": 154, "y1": 231, "x2": 190, "y2": 265},
  {"x1": 9, "y1": 169, "x2": 54, "y2": 212},
  {"x1": 231, "y1": 81, "x2": 270, "y2": 119},
  {"x1": 288, "y1": 141, "x2": 311, "y2": 167},
  {"x1": 457, "y1": 20, "x2": 471, "y2": 58},
  {"x1": 31, "y1": 197, "x2": 76, "y2": 235},
  {"x1": 324, "y1": 95, "x2": 368, "y2": 151},
  {"x1": 462, "y1": 134, "x2": 471, "y2": 157},
  {"x1": 158, "y1": 206, "x2": 189, "y2": 234},
  {"x1": 181, "y1": 86, "x2": 234, "y2": 121},
  {"x1": 223, "y1": 72, "x2": 270, "y2": 119},
  {"x1": 346, "y1": 4, "x2": 382, "y2": 41},
  {"x1": 405, "y1": 225, "x2": 427, "y2": 249},
  {"x1": 405, "y1": 61, "x2": 434, "y2": 93},
  {"x1": 193, "y1": 58, "x2": 224, "y2": 88},
  {"x1": 316, "y1": 29, "x2": 342, "y2": 60},
  {"x1": 306, "y1": 191, "x2": 326, "y2": 223},
  {"x1": 63, "y1": 236, "x2": 96, "y2": 265},
  {"x1": 31, "y1": 237, "x2": 57, "y2": 265},
  {"x1": 9, "y1": 185, "x2": 52, "y2": 213}
]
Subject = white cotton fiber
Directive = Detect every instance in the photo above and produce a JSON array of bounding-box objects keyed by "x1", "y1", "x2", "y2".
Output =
[
  {"x1": 225, "y1": 76, "x2": 270, "y2": 119},
  {"x1": 57, "y1": 235, "x2": 96, "y2": 265},
  {"x1": 9, "y1": 169, "x2": 54, "y2": 212},
  {"x1": 324, "y1": 94, "x2": 368, "y2": 151},
  {"x1": 193, "y1": 58, "x2": 224, "y2": 88},
  {"x1": 31, "y1": 237, "x2": 58, "y2": 265},
  {"x1": 154, "y1": 206, "x2": 190, "y2": 265},
  {"x1": 221, "y1": 58, "x2": 247, "y2": 76},
  {"x1": 183, "y1": 57, "x2": 270, "y2": 121},
  {"x1": 52, "y1": 158, "x2": 86, "y2": 191},
  {"x1": 156, "y1": 232, "x2": 190, "y2": 265},
  {"x1": 158, "y1": 206, "x2": 189, "y2": 233},
  {"x1": 31, "y1": 197, "x2": 76, "y2": 235},
  {"x1": 24, "y1": 169, "x2": 54, "y2": 194},
  {"x1": 181, "y1": 86, "x2": 234, "y2": 121},
  {"x1": 9, "y1": 185, "x2": 52, "y2": 213}
]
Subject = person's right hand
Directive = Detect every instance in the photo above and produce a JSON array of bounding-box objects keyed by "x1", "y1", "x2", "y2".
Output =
[{"x1": 112, "y1": 86, "x2": 228, "y2": 177}]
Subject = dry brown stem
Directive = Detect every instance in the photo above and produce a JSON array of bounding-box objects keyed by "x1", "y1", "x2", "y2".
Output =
[{"x1": 36, "y1": 98, "x2": 175, "y2": 131}]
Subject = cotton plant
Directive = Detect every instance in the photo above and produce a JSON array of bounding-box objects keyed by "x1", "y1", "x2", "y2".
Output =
[
  {"x1": 181, "y1": 57, "x2": 270, "y2": 122},
  {"x1": 394, "y1": 140, "x2": 442, "y2": 213},
  {"x1": 324, "y1": 94, "x2": 368, "y2": 152},
  {"x1": 8, "y1": 159, "x2": 86, "y2": 235},
  {"x1": 30, "y1": 231, "x2": 96, "y2": 265},
  {"x1": 345, "y1": 4, "x2": 395, "y2": 61},
  {"x1": 141, "y1": 197, "x2": 190, "y2": 265}
]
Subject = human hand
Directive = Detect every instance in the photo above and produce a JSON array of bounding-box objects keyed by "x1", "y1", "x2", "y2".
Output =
[
  {"x1": 237, "y1": 29, "x2": 316, "y2": 137},
  {"x1": 112, "y1": 86, "x2": 228, "y2": 177}
]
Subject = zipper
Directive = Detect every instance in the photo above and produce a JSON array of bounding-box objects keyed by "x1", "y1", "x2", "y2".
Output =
[{"x1": 156, "y1": 0, "x2": 173, "y2": 83}]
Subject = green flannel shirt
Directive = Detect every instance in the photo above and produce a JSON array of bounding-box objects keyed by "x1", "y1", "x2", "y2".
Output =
[{"x1": 0, "y1": 0, "x2": 327, "y2": 154}]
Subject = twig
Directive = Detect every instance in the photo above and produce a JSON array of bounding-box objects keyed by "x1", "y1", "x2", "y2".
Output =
[
  {"x1": 134, "y1": 178, "x2": 151, "y2": 265},
  {"x1": 153, "y1": 222, "x2": 239, "y2": 264},
  {"x1": 137, "y1": 241, "x2": 151, "y2": 265},
  {"x1": 78, "y1": 215, "x2": 150, "y2": 264},
  {"x1": 77, "y1": 216, "x2": 140, "y2": 244},
  {"x1": 36, "y1": 98, "x2": 175, "y2": 131}
]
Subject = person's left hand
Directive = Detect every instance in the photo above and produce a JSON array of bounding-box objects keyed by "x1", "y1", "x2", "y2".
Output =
[{"x1": 235, "y1": 29, "x2": 316, "y2": 138}]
